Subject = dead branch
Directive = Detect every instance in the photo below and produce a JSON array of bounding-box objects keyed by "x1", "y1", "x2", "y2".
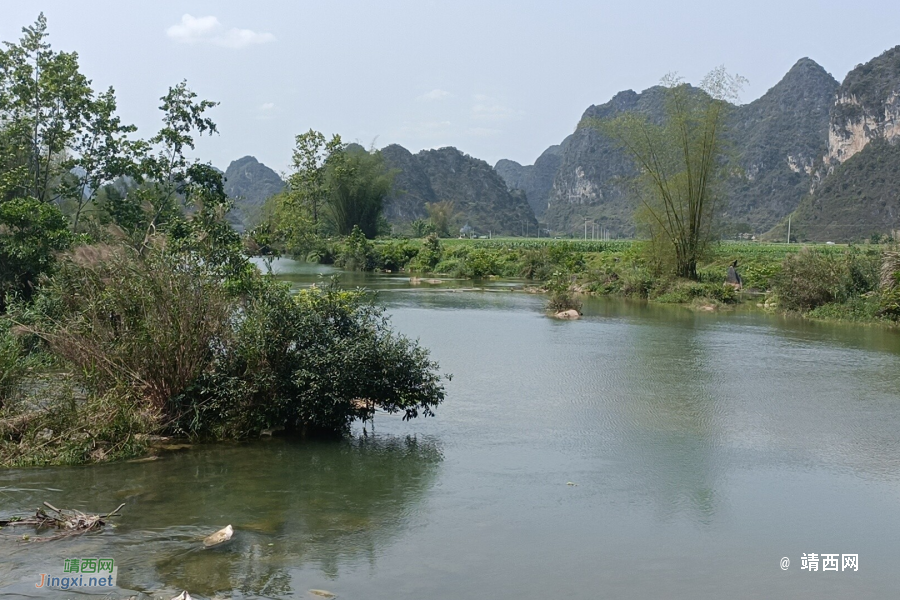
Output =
[{"x1": 0, "y1": 502, "x2": 125, "y2": 541}]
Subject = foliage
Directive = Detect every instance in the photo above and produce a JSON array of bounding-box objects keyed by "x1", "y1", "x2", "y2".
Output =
[
  {"x1": 288, "y1": 130, "x2": 343, "y2": 233},
  {"x1": 377, "y1": 238, "x2": 420, "y2": 272},
  {"x1": 129, "y1": 80, "x2": 218, "y2": 250},
  {"x1": 167, "y1": 163, "x2": 256, "y2": 291},
  {"x1": 177, "y1": 277, "x2": 446, "y2": 438},
  {"x1": 0, "y1": 319, "x2": 33, "y2": 408},
  {"x1": 334, "y1": 225, "x2": 376, "y2": 271},
  {"x1": 28, "y1": 245, "x2": 233, "y2": 416},
  {"x1": 546, "y1": 271, "x2": 582, "y2": 313},
  {"x1": 771, "y1": 247, "x2": 880, "y2": 311},
  {"x1": 0, "y1": 384, "x2": 153, "y2": 467},
  {"x1": 0, "y1": 197, "x2": 71, "y2": 310},
  {"x1": 425, "y1": 200, "x2": 456, "y2": 237},
  {"x1": 585, "y1": 68, "x2": 745, "y2": 279},
  {"x1": 0, "y1": 14, "x2": 140, "y2": 225},
  {"x1": 408, "y1": 234, "x2": 442, "y2": 272},
  {"x1": 324, "y1": 145, "x2": 394, "y2": 237},
  {"x1": 0, "y1": 14, "x2": 92, "y2": 203},
  {"x1": 652, "y1": 279, "x2": 737, "y2": 304},
  {"x1": 410, "y1": 218, "x2": 436, "y2": 237}
]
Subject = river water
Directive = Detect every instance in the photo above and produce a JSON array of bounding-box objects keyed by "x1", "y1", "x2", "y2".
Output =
[{"x1": 2, "y1": 260, "x2": 900, "y2": 599}]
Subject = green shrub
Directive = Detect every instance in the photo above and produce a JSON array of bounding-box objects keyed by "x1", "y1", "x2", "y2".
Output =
[
  {"x1": 809, "y1": 296, "x2": 882, "y2": 322},
  {"x1": 546, "y1": 272, "x2": 582, "y2": 313},
  {"x1": 653, "y1": 280, "x2": 737, "y2": 304},
  {"x1": 773, "y1": 247, "x2": 880, "y2": 311},
  {"x1": 176, "y1": 277, "x2": 446, "y2": 438},
  {"x1": 0, "y1": 385, "x2": 153, "y2": 468},
  {"x1": 0, "y1": 320, "x2": 32, "y2": 408},
  {"x1": 0, "y1": 197, "x2": 72, "y2": 311},
  {"x1": 878, "y1": 269, "x2": 900, "y2": 319},
  {"x1": 408, "y1": 234, "x2": 442, "y2": 272},
  {"x1": 29, "y1": 245, "x2": 234, "y2": 418},
  {"x1": 334, "y1": 225, "x2": 376, "y2": 271},
  {"x1": 376, "y1": 239, "x2": 419, "y2": 271}
]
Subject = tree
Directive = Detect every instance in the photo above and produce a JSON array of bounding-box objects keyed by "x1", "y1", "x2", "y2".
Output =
[
  {"x1": 135, "y1": 80, "x2": 218, "y2": 251},
  {"x1": 0, "y1": 14, "x2": 92, "y2": 203},
  {"x1": 324, "y1": 145, "x2": 394, "y2": 238},
  {"x1": 584, "y1": 68, "x2": 745, "y2": 279},
  {"x1": 288, "y1": 130, "x2": 343, "y2": 232},
  {"x1": 425, "y1": 200, "x2": 456, "y2": 238},
  {"x1": 0, "y1": 196, "x2": 70, "y2": 310},
  {"x1": 0, "y1": 14, "x2": 139, "y2": 228},
  {"x1": 64, "y1": 88, "x2": 143, "y2": 232}
]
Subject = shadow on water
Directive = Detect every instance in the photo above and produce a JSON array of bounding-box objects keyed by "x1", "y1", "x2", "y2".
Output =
[{"x1": 0, "y1": 434, "x2": 442, "y2": 598}]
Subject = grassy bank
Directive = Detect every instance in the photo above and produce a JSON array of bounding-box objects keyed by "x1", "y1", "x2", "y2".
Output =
[{"x1": 324, "y1": 235, "x2": 900, "y2": 324}]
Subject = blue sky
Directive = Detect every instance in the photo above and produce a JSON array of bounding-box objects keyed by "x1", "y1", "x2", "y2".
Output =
[{"x1": 3, "y1": 1, "x2": 898, "y2": 173}]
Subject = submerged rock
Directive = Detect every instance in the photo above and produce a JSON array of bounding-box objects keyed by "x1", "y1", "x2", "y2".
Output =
[
  {"x1": 309, "y1": 590, "x2": 336, "y2": 598},
  {"x1": 203, "y1": 524, "x2": 233, "y2": 547}
]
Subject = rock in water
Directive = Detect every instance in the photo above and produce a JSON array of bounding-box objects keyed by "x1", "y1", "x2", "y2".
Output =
[
  {"x1": 203, "y1": 524, "x2": 233, "y2": 547},
  {"x1": 553, "y1": 309, "x2": 581, "y2": 319},
  {"x1": 308, "y1": 590, "x2": 336, "y2": 598}
]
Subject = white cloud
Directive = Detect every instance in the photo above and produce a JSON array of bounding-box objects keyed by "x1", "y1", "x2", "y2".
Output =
[
  {"x1": 166, "y1": 14, "x2": 274, "y2": 49},
  {"x1": 416, "y1": 89, "x2": 451, "y2": 102},
  {"x1": 260, "y1": 102, "x2": 275, "y2": 110}
]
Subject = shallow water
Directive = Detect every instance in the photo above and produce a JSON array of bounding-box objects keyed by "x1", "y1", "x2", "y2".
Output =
[{"x1": 2, "y1": 260, "x2": 900, "y2": 599}]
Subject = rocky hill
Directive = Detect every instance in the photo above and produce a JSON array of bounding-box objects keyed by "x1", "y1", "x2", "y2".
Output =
[
  {"x1": 727, "y1": 58, "x2": 838, "y2": 230},
  {"x1": 505, "y1": 59, "x2": 839, "y2": 238},
  {"x1": 774, "y1": 46, "x2": 900, "y2": 241},
  {"x1": 494, "y1": 144, "x2": 562, "y2": 218},
  {"x1": 224, "y1": 156, "x2": 286, "y2": 228},
  {"x1": 382, "y1": 144, "x2": 537, "y2": 236}
]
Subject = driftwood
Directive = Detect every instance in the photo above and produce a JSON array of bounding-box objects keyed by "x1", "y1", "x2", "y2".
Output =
[{"x1": 0, "y1": 502, "x2": 125, "y2": 541}]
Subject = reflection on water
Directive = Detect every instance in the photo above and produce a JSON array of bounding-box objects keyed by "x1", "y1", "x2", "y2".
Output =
[
  {"x1": 2, "y1": 260, "x2": 900, "y2": 599},
  {"x1": 0, "y1": 436, "x2": 441, "y2": 598}
]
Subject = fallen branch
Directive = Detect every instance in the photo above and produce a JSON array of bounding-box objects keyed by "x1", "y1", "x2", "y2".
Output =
[{"x1": 0, "y1": 502, "x2": 125, "y2": 540}]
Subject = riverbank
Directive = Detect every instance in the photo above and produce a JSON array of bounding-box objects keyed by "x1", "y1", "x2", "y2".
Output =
[{"x1": 323, "y1": 236, "x2": 900, "y2": 326}]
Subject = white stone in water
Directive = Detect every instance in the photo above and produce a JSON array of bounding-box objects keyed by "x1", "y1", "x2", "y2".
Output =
[
  {"x1": 203, "y1": 524, "x2": 233, "y2": 547},
  {"x1": 309, "y1": 590, "x2": 336, "y2": 598},
  {"x1": 553, "y1": 309, "x2": 580, "y2": 319}
]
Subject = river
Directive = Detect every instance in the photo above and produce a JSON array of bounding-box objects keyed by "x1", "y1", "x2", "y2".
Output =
[{"x1": 2, "y1": 259, "x2": 899, "y2": 599}]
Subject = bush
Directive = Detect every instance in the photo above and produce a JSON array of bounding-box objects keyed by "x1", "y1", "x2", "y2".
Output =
[
  {"x1": 176, "y1": 277, "x2": 446, "y2": 438},
  {"x1": 0, "y1": 197, "x2": 72, "y2": 311},
  {"x1": 28, "y1": 244, "x2": 234, "y2": 418},
  {"x1": 0, "y1": 320, "x2": 33, "y2": 408},
  {"x1": 19, "y1": 241, "x2": 447, "y2": 449},
  {"x1": 409, "y1": 234, "x2": 442, "y2": 272},
  {"x1": 0, "y1": 385, "x2": 153, "y2": 468},
  {"x1": 878, "y1": 265, "x2": 900, "y2": 319},
  {"x1": 334, "y1": 225, "x2": 376, "y2": 271},
  {"x1": 519, "y1": 247, "x2": 552, "y2": 280},
  {"x1": 376, "y1": 239, "x2": 419, "y2": 272},
  {"x1": 653, "y1": 280, "x2": 737, "y2": 304},
  {"x1": 546, "y1": 272, "x2": 582, "y2": 313},
  {"x1": 773, "y1": 247, "x2": 880, "y2": 312}
]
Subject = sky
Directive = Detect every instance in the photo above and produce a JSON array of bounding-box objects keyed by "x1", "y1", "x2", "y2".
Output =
[{"x1": 2, "y1": 1, "x2": 899, "y2": 174}]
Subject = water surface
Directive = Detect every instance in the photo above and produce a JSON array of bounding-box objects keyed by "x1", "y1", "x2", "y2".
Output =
[{"x1": 2, "y1": 261, "x2": 899, "y2": 599}]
